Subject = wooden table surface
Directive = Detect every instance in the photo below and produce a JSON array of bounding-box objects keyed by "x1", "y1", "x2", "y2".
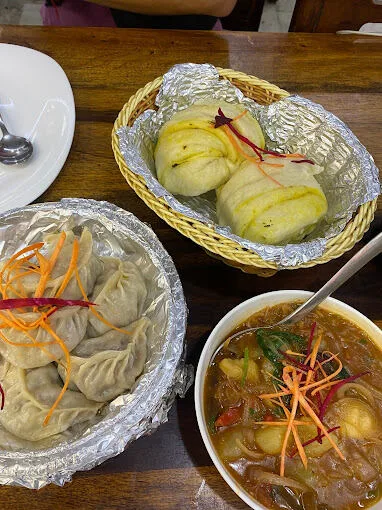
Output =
[{"x1": 0, "y1": 27, "x2": 381, "y2": 510}]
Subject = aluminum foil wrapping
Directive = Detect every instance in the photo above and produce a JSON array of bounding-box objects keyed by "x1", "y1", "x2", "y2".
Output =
[
  {"x1": 0, "y1": 198, "x2": 192, "y2": 488},
  {"x1": 117, "y1": 63, "x2": 380, "y2": 268}
]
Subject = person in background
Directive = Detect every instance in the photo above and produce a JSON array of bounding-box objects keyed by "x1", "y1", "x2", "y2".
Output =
[{"x1": 42, "y1": 0, "x2": 237, "y2": 29}]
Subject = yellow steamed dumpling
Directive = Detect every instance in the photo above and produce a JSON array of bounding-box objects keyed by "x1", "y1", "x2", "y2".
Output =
[
  {"x1": 216, "y1": 155, "x2": 328, "y2": 245},
  {"x1": 154, "y1": 101, "x2": 265, "y2": 196}
]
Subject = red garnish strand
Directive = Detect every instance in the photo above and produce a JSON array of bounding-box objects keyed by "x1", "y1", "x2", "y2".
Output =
[
  {"x1": 318, "y1": 372, "x2": 369, "y2": 423},
  {"x1": 291, "y1": 159, "x2": 315, "y2": 165},
  {"x1": 278, "y1": 350, "x2": 314, "y2": 373},
  {"x1": 290, "y1": 426, "x2": 340, "y2": 457},
  {"x1": 0, "y1": 383, "x2": 4, "y2": 410},
  {"x1": 306, "y1": 322, "x2": 317, "y2": 358},
  {"x1": 0, "y1": 298, "x2": 95, "y2": 310},
  {"x1": 215, "y1": 108, "x2": 286, "y2": 161}
]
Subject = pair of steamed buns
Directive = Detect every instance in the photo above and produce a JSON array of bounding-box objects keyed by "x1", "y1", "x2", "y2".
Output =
[{"x1": 154, "y1": 101, "x2": 328, "y2": 245}]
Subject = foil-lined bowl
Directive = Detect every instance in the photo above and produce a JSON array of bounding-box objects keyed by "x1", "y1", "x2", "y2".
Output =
[
  {"x1": 113, "y1": 64, "x2": 380, "y2": 274},
  {"x1": 0, "y1": 199, "x2": 191, "y2": 488}
]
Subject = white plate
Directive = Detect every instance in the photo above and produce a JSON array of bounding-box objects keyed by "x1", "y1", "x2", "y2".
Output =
[{"x1": 0, "y1": 43, "x2": 75, "y2": 213}]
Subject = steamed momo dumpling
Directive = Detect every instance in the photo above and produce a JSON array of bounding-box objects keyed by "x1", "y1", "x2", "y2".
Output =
[
  {"x1": 58, "y1": 317, "x2": 149, "y2": 402},
  {"x1": 216, "y1": 156, "x2": 328, "y2": 245},
  {"x1": 44, "y1": 228, "x2": 102, "y2": 300},
  {"x1": 87, "y1": 258, "x2": 147, "y2": 337},
  {"x1": 0, "y1": 228, "x2": 102, "y2": 300},
  {"x1": 0, "y1": 306, "x2": 88, "y2": 369},
  {"x1": 155, "y1": 101, "x2": 265, "y2": 196},
  {"x1": 0, "y1": 361, "x2": 101, "y2": 441}
]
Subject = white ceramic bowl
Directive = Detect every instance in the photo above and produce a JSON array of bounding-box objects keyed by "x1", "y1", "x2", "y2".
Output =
[{"x1": 195, "y1": 290, "x2": 382, "y2": 510}]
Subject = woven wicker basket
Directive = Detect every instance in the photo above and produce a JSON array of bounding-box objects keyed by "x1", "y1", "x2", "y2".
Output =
[{"x1": 112, "y1": 68, "x2": 377, "y2": 277}]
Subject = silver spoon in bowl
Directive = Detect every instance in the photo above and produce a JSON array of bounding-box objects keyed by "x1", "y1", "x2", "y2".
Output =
[
  {"x1": 220, "y1": 231, "x2": 382, "y2": 350},
  {"x1": 0, "y1": 112, "x2": 33, "y2": 165}
]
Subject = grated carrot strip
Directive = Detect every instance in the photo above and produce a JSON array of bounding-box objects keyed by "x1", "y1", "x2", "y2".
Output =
[
  {"x1": 280, "y1": 369, "x2": 300, "y2": 476},
  {"x1": 54, "y1": 239, "x2": 79, "y2": 298},
  {"x1": 305, "y1": 334, "x2": 322, "y2": 386},
  {"x1": 75, "y1": 268, "x2": 131, "y2": 336},
  {"x1": 231, "y1": 110, "x2": 247, "y2": 123},
  {"x1": 34, "y1": 232, "x2": 66, "y2": 298},
  {"x1": 222, "y1": 125, "x2": 284, "y2": 187},
  {"x1": 41, "y1": 322, "x2": 71, "y2": 426},
  {"x1": 275, "y1": 395, "x2": 308, "y2": 469},
  {"x1": 285, "y1": 350, "x2": 306, "y2": 357},
  {"x1": 297, "y1": 392, "x2": 344, "y2": 460},
  {"x1": 0, "y1": 243, "x2": 44, "y2": 279},
  {"x1": 254, "y1": 421, "x2": 310, "y2": 426}
]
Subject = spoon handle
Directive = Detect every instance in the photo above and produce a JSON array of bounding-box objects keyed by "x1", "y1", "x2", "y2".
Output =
[
  {"x1": 281, "y1": 231, "x2": 382, "y2": 325},
  {"x1": 0, "y1": 113, "x2": 9, "y2": 136}
]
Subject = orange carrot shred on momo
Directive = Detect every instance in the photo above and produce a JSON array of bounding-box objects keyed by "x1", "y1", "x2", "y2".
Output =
[
  {"x1": 74, "y1": 267, "x2": 131, "y2": 336},
  {"x1": 34, "y1": 232, "x2": 66, "y2": 298},
  {"x1": 41, "y1": 322, "x2": 71, "y2": 426},
  {"x1": 55, "y1": 238, "x2": 79, "y2": 298}
]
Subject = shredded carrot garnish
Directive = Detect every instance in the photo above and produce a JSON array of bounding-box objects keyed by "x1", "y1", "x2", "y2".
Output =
[
  {"x1": 280, "y1": 369, "x2": 300, "y2": 476},
  {"x1": 41, "y1": 322, "x2": 71, "y2": 426},
  {"x1": 256, "y1": 324, "x2": 356, "y2": 476},
  {"x1": 304, "y1": 334, "x2": 322, "y2": 386},
  {"x1": 75, "y1": 267, "x2": 131, "y2": 336},
  {"x1": 55, "y1": 239, "x2": 79, "y2": 298},
  {"x1": 254, "y1": 420, "x2": 310, "y2": 426},
  {"x1": 222, "y1": 125, "x2": 284, "y2": 188},
  {"x1": 231, "y1": 110, "x2": 247, "y2": 123},
  {"x1": 34, "y1": 232, "x2": 66, "y2": 298},
  {"x1": 0, "y1": 243, "x2": 44, "y2": 279}
]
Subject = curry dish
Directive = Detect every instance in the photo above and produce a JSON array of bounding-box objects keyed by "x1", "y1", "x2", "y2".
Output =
[{"x1": 204, "y1": 302, "x2": 382, "y2": 509}]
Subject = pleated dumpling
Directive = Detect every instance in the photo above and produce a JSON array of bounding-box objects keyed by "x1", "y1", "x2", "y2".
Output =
[
  {"x1": 216, "y1": 156, "x2": 328, "y2": 245},
  {"x1": 0, "y1": 362, "x2": 102, "y2": 441},
  {"x1": 58, "y1": 317, "x2": 149, "y2": 402},
  {"x1": 44, "y1": 228, "x2": 103, "y2": 300},
  {"x1": 154, "y1": 100, "x2": 265, "y2": 196},
  {"x1": 0, "y1": 306, "x2": 88, "y2": 369},
  {"x1": 0, "y1": 228, "x2": 102, "y2": 300},
  {"x1": 87, "y1": 258, "x2": 147, "y2": 337}
]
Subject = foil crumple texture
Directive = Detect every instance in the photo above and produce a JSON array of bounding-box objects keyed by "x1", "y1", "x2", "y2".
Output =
[
  {"x1": 117, "y1": 63, "x2": 380, "y2": 268},
  {"x1": 0, "y1": 199, "x2": 191, "y2": 488}
]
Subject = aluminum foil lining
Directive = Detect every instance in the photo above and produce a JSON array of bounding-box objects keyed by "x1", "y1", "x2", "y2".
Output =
[
  {"x1": 0, "y1": 198, "x2": 192, "y2": 489},
  {"x1": 117, "y1": 63, "x2": 380, "y2": 268}
]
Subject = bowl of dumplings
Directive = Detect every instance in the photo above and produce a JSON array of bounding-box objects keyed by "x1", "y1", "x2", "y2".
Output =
[
  {"x1": 0, "y1": 199, "x2": 188, "y2": 488},
  {"x1": 112, "y1": 65, "x2": 378, "y2": 276}
]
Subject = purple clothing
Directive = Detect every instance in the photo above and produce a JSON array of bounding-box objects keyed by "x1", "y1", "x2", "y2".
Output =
[{"x1": 41, "y1": 0, "x2": 116, "y2": 27}]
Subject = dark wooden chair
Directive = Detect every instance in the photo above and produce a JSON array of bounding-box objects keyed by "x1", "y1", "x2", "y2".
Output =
[
  {"x1": 221, "y1": 0, "x2": 266, "y2": 31},
  {"x1": 290, "y1": 0, "x2": 382, "y2": 32}
]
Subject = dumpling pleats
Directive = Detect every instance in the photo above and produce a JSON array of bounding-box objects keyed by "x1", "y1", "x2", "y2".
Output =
[{"x1": 58, "y1": 317, "x2": 149, "y2": 402}]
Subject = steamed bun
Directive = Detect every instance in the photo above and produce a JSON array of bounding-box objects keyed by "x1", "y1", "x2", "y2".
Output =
[
  {"x1": 154, "y1": 101, "x2": 265, "y2": 196},
  {"x1": 216, "y1": 156, "x2": 328, "y2": 245}
]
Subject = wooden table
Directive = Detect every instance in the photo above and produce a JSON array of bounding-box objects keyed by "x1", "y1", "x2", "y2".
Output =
[{"x1": 0, "y1": 27, "x2": 381, "y2": 509}]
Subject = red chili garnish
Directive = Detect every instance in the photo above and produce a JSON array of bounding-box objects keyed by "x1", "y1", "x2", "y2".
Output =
[
  {"x1": 278, "y1": 349, "x2": 314, "y2": 373},
  {"x1": 215, "y1": 405, "x2": 242, "y2": 427},
  {"x1": 215, "y1": 108, "x2": 286, "y2": 161},
  {"x1": 0, "y1": 383, "x2": 4, "y2": 411},
  {"x1": 0, "y1": 298, "x2": 95, "y2": 310},
  {"x1": 291, "y1": 159, "x2": 315, "y2": 165},
  {"x1": 306, "y1": 322, "x2": 317, "y2": 358},
  {"x1": 290, "y1": 426, "x2": 340, "y2": 457},
  {"x1": 318, "y1": 372, "x2": 369, "y2": 423}
]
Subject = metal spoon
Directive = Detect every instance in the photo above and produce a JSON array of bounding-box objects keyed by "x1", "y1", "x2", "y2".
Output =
[
  {"x1": 222, "y1": 231, "x2": 382, "y2": 348},
  {"x1": 0, "y1": 112, "x2": 33, "y2": 165}
]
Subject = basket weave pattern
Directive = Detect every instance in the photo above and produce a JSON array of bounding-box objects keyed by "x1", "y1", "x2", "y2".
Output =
[{"x1": 112, "y1": 69, "x2": 377, "y2": 276}]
